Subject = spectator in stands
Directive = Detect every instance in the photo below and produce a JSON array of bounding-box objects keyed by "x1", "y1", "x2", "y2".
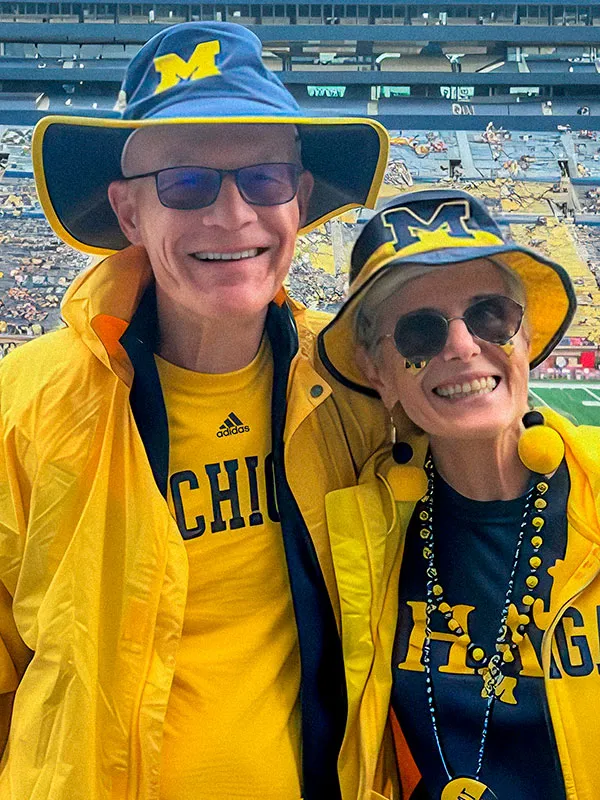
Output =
[
  {"x1": 0, "y1": 22, "x2": 395, "y2": 800},
  {"x1": 319, "y1": 188, "x2": 599, "y2": 800}
]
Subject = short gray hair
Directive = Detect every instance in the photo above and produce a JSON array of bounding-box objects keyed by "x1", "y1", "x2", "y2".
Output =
[{"x1": 354, "y1": 257, "x2": 528, "y2": 354}]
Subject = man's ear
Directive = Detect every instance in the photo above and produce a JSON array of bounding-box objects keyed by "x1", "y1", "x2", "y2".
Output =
[
  {"x1": 107, "y1": 180, "x2": 142, "y2": 245},
  {"x1": 296, "y1": 170, "x2": 315, "y2": 230}
]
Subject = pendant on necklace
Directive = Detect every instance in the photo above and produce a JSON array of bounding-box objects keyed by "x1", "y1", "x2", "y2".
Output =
[
  {"x1": 477, "y1": 656, "x2": 517, "y2": 703},
  {"x1": 441, "y1": 776, "x2": 499, "y2": 800}
]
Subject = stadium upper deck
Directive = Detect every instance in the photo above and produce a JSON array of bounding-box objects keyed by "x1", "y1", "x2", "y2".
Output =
[
  {"x1": 0, "y1": 0, "x2": 598, "y2": 28},
  {"x1": 0, "y1": 0, "x2": 600, "y2": 125}
]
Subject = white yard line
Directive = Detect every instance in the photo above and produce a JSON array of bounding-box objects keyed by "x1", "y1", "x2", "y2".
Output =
[
  {"x1": 529, "y1": 381, "x2": 600, "y2": 391},
  {"x1": 528, "y1": 389, "x2": 550, "y2": 407},
  {"x1": 530, "y1": 382, "x2": 600, "y2": 390}
]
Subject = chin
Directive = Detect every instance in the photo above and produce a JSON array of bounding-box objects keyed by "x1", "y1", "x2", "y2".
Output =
[
  {"x1": 437, "y1": 412, "x2": 517, "y2": 441},
  {"x1": 201, "y1": 292, "x2": 274, "y2": 321}
]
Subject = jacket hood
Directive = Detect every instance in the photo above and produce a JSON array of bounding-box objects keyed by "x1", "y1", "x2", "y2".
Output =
[
  {"x1": 61, "y1": 245, "x2": 154, "y2": 385},
  {"x1": 543, "y1": 406, "x2": 600, "y2": 545}
]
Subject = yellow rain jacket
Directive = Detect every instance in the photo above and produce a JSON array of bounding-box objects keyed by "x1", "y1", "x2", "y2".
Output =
[
  {"x1": 0, "y1": 246, "x2": 396, "y2": 800},
  {"x1": 326, "y1": 407, "x2": 600, "y2": 800}
]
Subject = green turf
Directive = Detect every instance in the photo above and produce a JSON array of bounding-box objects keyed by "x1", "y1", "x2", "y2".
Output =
[{"x1": 529, "y1": 383, "x2": 600, "y2": 426}]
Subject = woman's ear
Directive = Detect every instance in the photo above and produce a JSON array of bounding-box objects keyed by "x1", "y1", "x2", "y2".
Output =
[
  {"x1": 107, "y1": 179, "x2": 142, "y2": 245},
  {"x1": 356, "y1": 345, "x2": 397, "y2": 411}
]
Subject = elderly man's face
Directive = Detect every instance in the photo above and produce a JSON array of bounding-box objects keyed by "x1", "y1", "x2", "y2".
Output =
[
  {"x1": 108, "y1": 124, "x2": 313, "y2": 322},
  {"x1": 365, "y1": 260, "x2": 531, "y2": 443}
]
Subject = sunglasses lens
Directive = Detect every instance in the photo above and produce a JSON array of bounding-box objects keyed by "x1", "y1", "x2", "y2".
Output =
[
  {"x1": 393, "y1": 312, "x2": 449, "y2": 362},
  {"x1": 237, "y1": 164, "x2": 300, "y2": 206},
  {"x1": 156, "y1": 167, "x2": 220, "y2": 210},
  {"x1": 465, "y1": 296, "x2": 524, "y2": 344}
]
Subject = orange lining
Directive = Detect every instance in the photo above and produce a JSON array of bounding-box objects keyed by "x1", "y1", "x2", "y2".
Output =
[{"x1": 390, "y1": 707, "x2": 421, "y2": 799}]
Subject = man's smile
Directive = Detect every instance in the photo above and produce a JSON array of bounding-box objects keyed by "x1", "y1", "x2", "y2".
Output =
[{"x1": 191, "y1": 247, "x2": 268, "y2": 262}]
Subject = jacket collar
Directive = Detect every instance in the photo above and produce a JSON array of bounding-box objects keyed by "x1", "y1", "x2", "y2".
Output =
[
  {"x1": 542, "y1": 407, "x2": 600, "y2": 547},
  {"x1": 61, "y1": 245, "x2": 153, "y2": 385}
]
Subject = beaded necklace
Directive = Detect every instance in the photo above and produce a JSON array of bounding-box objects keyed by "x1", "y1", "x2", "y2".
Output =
[{"x1": 418, "y1": 455, "x2": 549, "y2": 800}]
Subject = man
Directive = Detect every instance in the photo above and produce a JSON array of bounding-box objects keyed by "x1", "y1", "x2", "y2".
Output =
[{"x1": 0, "y1": 22, "x2": 393, "y2": 800}]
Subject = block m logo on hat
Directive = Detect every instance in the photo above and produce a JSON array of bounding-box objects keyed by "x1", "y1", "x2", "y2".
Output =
[
  {"x1": 381, "y1": 198, "x2": 504, "y2": 260},
  {"x1": 154, "y1": 40, "x2": 221, "y2": 94}
]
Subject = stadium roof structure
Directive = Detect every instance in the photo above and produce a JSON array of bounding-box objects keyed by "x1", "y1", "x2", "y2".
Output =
[{"x1": 0, "y1": 0, "x2": 599, "y2": 127}]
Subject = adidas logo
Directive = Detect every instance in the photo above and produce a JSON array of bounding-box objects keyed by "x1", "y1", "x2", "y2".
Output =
[{"x1": 217, "y1": 412, "x2": 250, "y2": 438}]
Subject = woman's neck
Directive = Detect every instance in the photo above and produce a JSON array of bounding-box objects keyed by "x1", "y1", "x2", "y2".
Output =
[{"x1": 429, "y1": 424, "x2": 531, "y2": 501}]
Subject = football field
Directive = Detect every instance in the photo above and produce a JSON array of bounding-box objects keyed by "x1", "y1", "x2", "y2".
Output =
[{"x1": 529, "y1": 382, "x2": 600, "y2": 426}]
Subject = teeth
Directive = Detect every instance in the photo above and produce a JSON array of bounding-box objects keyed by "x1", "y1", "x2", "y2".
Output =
[
  {"x1": 435, "y1": 376, "x2": 498, "y2": 398},
  {"x1": 193, "y1": 248, "x2": 260, "y2": 261}
]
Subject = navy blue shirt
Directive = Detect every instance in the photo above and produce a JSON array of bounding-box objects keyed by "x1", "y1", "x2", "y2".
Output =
[{"x1": 392, "y1": 462, "x2": 569, "y2": 800}]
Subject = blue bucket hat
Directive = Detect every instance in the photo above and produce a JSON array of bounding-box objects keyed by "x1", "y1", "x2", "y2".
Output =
[
  {"x1": 319, "y1": 188, "x2": 577, "y2": 394},
  {"x1": 32, "y1": 22, "x2": 389, "y2": 255}
]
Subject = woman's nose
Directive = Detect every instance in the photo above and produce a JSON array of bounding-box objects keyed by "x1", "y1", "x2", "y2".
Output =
[{"x1": 441, "y1": 317, "x2": 481, "y2": 361}]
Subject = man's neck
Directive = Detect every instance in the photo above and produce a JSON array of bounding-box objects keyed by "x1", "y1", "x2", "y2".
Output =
[{"x1": 155, "y1": 289, "x2": 268, "y2": 374}]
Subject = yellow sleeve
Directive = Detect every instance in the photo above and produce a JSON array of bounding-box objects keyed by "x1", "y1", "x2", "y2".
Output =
[
  {"x1": 0, "y1": 579, "x2": 32, "y2": 754},
  {"x1": 0, "y1": 372, "x2": 34, "y2": 756}
]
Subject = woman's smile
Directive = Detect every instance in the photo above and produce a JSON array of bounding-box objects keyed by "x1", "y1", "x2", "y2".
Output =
[{"x1": 432, "y1": 375, "x2": 499, "y2": 399}]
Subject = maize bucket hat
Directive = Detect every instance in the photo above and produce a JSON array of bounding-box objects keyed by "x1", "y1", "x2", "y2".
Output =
[
  {"x1": 32, "y1": 21, "x2": 389, "y2": 255},
  {"x1": 318, "y1": 188, "x2": 577, "y2": 396}
]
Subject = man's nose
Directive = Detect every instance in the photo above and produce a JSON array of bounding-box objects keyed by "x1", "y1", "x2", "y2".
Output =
[
  {"x1": 199, "y1": 174, "x2": 258, "y2": 228},
  {"x1": 441, "y1": 317, "x2": 481, "y2": 361}
]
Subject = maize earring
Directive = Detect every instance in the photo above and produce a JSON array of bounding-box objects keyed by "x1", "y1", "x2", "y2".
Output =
[
  {"x1": 517, "y1": 410, "x2": 565, "y2": 475},
  {"x1": 387, "y1": 428, "x2": 428, "y2": 502}
]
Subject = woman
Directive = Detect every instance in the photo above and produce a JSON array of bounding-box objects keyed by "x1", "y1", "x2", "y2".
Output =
[{"x1": 318, "y1": 189, "x2": 600, "y2": 800}]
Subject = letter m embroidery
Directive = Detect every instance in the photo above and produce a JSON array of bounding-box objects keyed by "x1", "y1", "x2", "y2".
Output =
[
  {"x1": 154, "y1": 40, "x2": 221, "y2": 94},
  {"x1": 380, "y1": 199, "x2": 502, "y2": 259}
]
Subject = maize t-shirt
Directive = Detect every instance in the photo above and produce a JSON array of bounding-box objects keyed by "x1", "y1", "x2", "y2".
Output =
[{"x1": 156, "y1": 339, "x2": 302, "y2": 800}]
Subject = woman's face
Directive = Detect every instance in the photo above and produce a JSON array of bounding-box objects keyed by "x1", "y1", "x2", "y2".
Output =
[{"x1": 364, "y1": 260, "x2": 531, "y2": 442}]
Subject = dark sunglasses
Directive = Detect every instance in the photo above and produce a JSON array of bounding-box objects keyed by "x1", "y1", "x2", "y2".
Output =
[
  {"x1": 378, "y1": 295, "x2": 525, "y2": 363},
  {"x1": 123, "y1": 163, "x2": 302, "y2": 210}
]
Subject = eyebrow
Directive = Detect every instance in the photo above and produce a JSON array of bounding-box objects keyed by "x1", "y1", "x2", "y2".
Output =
[
  {"x1": 396, "y1": 294, "x2": 503, "y2": 318},
  {"x1": 471, "y1": 293, "x2": 502, "y2": 302},
  {"x1": 402, "y1": 306, "x2": 441, "y2": 315}
]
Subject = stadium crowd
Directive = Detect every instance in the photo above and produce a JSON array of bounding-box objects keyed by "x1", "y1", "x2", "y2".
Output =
[{"x1": 0, "y1": 125, "x2": 599, "y2": 376}]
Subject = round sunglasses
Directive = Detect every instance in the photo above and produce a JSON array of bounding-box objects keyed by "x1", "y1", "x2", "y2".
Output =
[
  {"x1": 377, "y1": 295, "x2": 525, "y2": 363},
  {"x1": 123, "y1": 163, "x2": 302, "y2": 210}
]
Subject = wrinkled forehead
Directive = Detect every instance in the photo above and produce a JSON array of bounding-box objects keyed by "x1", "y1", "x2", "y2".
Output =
[{"x1": 121, "y1": 122, "x2": 300, "y2": 176}]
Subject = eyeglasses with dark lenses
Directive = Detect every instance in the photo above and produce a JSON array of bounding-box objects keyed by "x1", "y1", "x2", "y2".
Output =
[
  {"x1": 387, "y1": 295, "x2": 525, "y2": 363},
  {"x1": 124, "y1": 163, "x2": 302, "y2": 210}
]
